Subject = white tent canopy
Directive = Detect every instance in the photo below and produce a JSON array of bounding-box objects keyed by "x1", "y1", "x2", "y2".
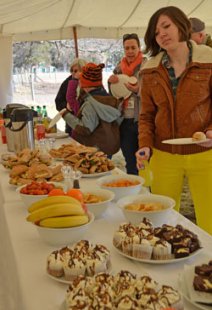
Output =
[
  {"x1": 0, "y1": 0, "x2": 212, "y2": 41},
  {"x1": 0, "y1": 0, "x2": 212, "y2": 106},
  {"x1": 1, "y1": 0, "x2": 212, "y2": 41}
]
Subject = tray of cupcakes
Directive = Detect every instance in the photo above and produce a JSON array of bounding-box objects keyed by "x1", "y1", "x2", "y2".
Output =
[
  {"x1": 63, "y1": 270, "x2": 184, "y2": 309},
  {"x1": 113, "y1": 218, "x2": 202, "y2": 264},
  {"x1": 46, "y1": 240, "x2": 111, "y2": 284}
]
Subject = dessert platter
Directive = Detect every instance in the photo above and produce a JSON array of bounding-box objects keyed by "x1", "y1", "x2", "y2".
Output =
[
  {"x1": 178, "y1": 259, "x2": 212, "y2": 310},
  {"x1": 113, "y1": 219, "x2": 202, "y2": 264},
  {"x1": 114, "y1": 245, "x2": 202, "y2": 265},
  {"x1": 46, "y1": 240, "x2": 111, "y2": 284},
  {"x1": 64, "y1": 270, "x2": 184, "y2": 309}
]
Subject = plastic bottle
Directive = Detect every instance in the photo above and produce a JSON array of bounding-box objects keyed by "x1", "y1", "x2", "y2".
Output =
[
  {"x1": 138, "y1": 151, "x2": 153, "y2": 188},
  {"x1": 36, "y1": 123, "x2": 45, "y2": 140},
  {"x1": 42, "y1": 105, "x2": 49, "y2": 131},
  {"x1": 139, "y1": 160, "x2": 153, "y2": 188}
]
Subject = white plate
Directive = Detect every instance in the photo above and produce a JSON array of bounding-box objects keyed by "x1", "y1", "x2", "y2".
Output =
[
  {"x1": 59, "y1": 301, "x2": 66, "y2": 310},
  {"x1": 45, "y1": 132, "x2": 69, "y2": 139},
  {"x1": 110, "y1": 74, "x2": 136, "y2": 99},
  {"x1": 162, "y1": 138, "x2": 210, "y2": 145},
  {"x1": 9, "y1": 183, "x2": 19, "y2": 188},
  {"x1": 82, "y1": 169, "x2": 114, "y2": 178},
  {"x1": 178, "y1": 273, "x2": 211, "y2": 310},
  {"x1": 184, "y1": 263, "x2": 212, "y2": 305},
  {"x1": 113, "y1": 245, "x2": 202, "y2": 265},
  {"x1": 47, "y1": 273, "x2": 73, "y2": 285},
  {"x1": 47, "y1": 264, "x2": 112, "y2": 285},
  {"x1": 48, "y1": 109, "x2": 66, "y2": 129}
]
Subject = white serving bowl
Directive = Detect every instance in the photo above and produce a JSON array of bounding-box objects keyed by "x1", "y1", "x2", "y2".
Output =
[
  {"x1": 82, "y1": 188, "x2": 115, "y2": 218},
  {"x1": 117, "y1": 194, "x2": 175, "y2": 227},
  {"x1": 96, "y1": 174, "x2": 145, "y2": 201},
  {"x1": 34, "y1": 212, "x2": 94, "y2": 246},
  {"x1": 16, "y1": 182, "x2": 63, "y2": 208}
]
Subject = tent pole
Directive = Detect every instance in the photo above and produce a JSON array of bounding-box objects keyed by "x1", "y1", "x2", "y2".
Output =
[{"x1": 73, "y1": 26, "x2": 79, "y2": 57}]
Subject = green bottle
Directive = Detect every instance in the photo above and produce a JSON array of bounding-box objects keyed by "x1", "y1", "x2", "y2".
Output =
[
  {"x1": 42, "y1": 105, "x2": 48, "y2": 117},
  {"x1": 36, "y1": 105, "x2": 42, "y2": 123}
]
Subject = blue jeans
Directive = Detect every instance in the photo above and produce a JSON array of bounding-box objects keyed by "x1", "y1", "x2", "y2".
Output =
[{"x1": 120, "y1": 119, "x2": 138, "y2": 175}]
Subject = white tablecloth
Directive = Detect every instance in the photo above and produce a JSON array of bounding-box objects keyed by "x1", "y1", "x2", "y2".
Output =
[{"x1": 0, "y1": 139, "x2": 212, "y2": 310}]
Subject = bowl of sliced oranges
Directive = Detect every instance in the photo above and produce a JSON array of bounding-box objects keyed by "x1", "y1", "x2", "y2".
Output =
[{"x1": 96, "y1": 174, "x2": 146, "y2": 201}]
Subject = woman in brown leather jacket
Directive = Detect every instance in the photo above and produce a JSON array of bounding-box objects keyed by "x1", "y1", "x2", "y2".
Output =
[{"x1": 136, "y1": 6, "x2": 212, "y2": 234}]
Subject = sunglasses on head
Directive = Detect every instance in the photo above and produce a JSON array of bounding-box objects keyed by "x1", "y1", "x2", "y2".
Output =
[{"x1": 123, "y1": 33, "x2": 139, "y2": 41}]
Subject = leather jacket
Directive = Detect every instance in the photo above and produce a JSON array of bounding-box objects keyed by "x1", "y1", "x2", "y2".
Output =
[{"x1": 139, "y1": 41, "x2": 212, "y2": 155}]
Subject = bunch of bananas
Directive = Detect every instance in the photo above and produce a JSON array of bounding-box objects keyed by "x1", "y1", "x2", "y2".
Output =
[{"x1": 27, "y1": 196, "x2": 89, "y2": 228}]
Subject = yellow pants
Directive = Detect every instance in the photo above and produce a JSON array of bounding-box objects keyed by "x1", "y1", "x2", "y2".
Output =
[{"x1": 149, "y1": 149, "x2": 212, "y2": 235}]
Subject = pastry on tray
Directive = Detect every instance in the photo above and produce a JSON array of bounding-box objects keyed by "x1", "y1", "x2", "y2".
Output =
[
  {"x1": 113, "y1": 218, "x2": 201, "y2": 260},
  {"x1": 47, "y1": 240, "x2": 111, "y2": 281},
  {"x1": 193, "y1": 260, "x2": 212, "y2": 293},
  {"x1": 65, "y1": 270, "x2": 183, "y2": 309}
]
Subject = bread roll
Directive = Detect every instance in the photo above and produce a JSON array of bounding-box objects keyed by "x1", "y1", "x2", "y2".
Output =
[{"x1": 192, "y1": 131, "x2": 206, "y2": 141}]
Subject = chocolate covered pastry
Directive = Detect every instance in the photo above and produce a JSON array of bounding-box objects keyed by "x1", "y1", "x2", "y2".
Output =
[{"x1": 193, "y1": 260, "x2": 212, "y2": 294}]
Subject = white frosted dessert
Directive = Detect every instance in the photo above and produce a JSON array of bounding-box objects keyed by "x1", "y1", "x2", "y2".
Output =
[
  {"x1": 65, "y1": 271, "x2": 183, "y2": 309},
  {"x1": 47, "y1": 240, "x2": 111, "y2": 280}
]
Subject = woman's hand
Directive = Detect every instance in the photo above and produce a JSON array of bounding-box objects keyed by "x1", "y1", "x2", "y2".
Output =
[
  {"x1": 197, "y1": 130, "x2": 212, "y2": 147},
  {"x1": 135, "y1": 147, "x2": 151, "y2": 169},
  {"x1": 108, "y1": 74, "x2": 119, "y2": 84},
  {"x1": 60, "y1": 107, "x2": 69, "y2": 116},
  {"x1": 125, "y1": 82, "x2": 139, "y2": 93},
  {"x1": 66, "y1": 102, "x2": 72, "y2": 111}
]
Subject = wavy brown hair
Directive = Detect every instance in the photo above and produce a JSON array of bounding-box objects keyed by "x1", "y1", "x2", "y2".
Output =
[{"x1": 144, "y1": 6, "x2": 191, "y2": 56}]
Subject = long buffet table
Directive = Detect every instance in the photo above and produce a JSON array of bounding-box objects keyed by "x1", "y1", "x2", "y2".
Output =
[{"x1": 0, "y1": 137, "x2": 211, "y2": 310}]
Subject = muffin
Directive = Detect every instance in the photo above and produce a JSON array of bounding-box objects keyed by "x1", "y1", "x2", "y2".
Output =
[
  {"x1": 93, "y1": 244, "x2": 111, "y2": 268},
  {"x1": 47, "y1": 250, "x2": 64, "y2": 277},
  {"x1": 133, "y1": 238, "x2": 153, "y2": 259},
  {"x1": 63, "y1": 256, "x2": 86, "y2": 280},
  {"x1": 113, "y1": 230, "x2": 127, "y2": 250},
  {"x1": 152, "y1": 240, "x2": 172, "y2": 260},
  {"x1": 137, "y1": 217, "x2": 154, "y2": 233},
  {"x1": 116, "y1": 295, "x2": 138, "y2": 309},
  {"x1": 158, "y1": 285, "x2": 183, "y2": 310}
]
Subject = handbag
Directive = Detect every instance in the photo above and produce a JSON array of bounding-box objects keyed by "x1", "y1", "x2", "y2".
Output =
[{"x1": 74, "y1": 96, "x2": 121, "y2": 155}]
